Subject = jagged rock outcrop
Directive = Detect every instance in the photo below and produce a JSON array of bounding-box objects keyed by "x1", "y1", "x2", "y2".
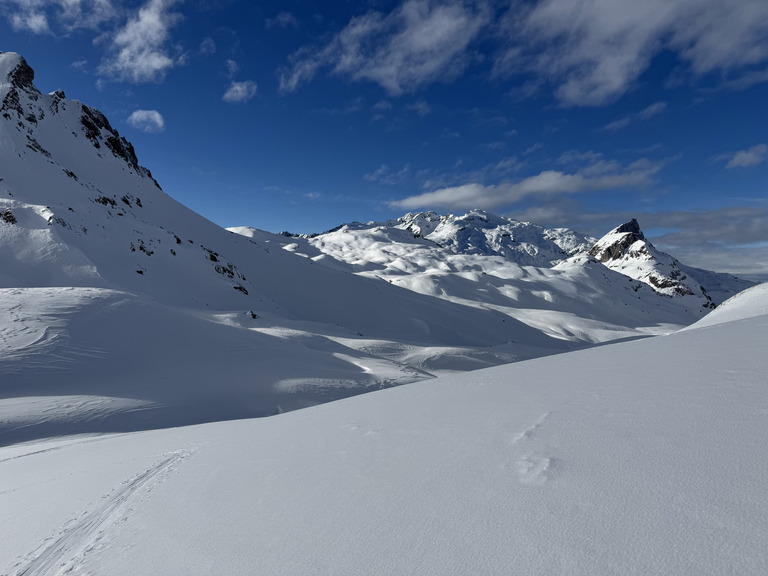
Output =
[{"x1": 0, "y1": 51, "x2": 159, "y2": 186}]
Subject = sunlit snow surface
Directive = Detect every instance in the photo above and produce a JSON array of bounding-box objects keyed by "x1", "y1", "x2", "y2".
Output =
[{"x1": 1, "y1": 285, "x2": 766, "y2": 575}]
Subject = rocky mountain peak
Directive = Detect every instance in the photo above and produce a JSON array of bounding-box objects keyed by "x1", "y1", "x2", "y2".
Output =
[
  {"x1": 614, "y1": 218, "x2": 644, "y2": 239},
  {"x1": 589, "y1": 218, "x2": 647, "y2": 263},
  {"x1": 0, "y1": 52, "x2": 38, "y2": 94}
]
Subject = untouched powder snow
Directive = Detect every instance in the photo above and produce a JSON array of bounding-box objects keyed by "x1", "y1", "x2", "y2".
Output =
[{"x1": 1, "y1": 285, "x2": 766, "y2": 575}]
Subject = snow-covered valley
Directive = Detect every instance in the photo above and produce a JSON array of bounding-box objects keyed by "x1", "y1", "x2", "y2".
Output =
[
  {"x1": 1, "y1": 50, "x2": 767, "y2": 574},
  {"x1": 2, "y1": 284, "x2": 767, "y2": 575}
]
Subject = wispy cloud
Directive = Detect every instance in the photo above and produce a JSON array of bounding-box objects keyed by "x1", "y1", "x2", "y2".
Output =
[
  {"x1": 603, "y1": 102, "x2": 667, "y2": 131},
  {"x1": 127, "y1": 109, "x2": 165, "y2": 133},
  {"x1": 1, "y1": 0, "x2": 118, "y2": 34},
  {"x1": 495, "y1": 0, "x2": 768, "y2": 106},
  {"x1": 265, "y1": 11, "x2": 298, "y2": 29},
  {"x1": 225, "y1": 59, "x2": 239, "y2": 78},
  {"x1": 364, "y1": 164, "x2": 411, "y2": 186},
  {"x1": 98, "y1": 0, "x2": 182, "y2": 83},
  {"x1": 279, "y1": 0, "x2": 490, "y2": 95},
  {"x1": 392, "y1": 156, "x2": 661, "y2": 211},
  {"x1": 718, "y1": 143, "x2": 768, "y2": 168},
  {"x1": 407, "y1": 100, "x2": 431, "y2": 116},
  {"x1": 199, "y1": 37, "x2": 216, "y2": 55},
  {"x1": 222, "y1": 80, "x2": 257, "y2": 103},
  {"x1": 10, "y1": 8, "x2": 50, "y2": 33}
]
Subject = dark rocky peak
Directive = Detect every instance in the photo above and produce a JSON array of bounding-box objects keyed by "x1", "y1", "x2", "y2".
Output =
[
  {"x1": 589, "y1": 218, "x2": 648, "y2": 263},
  {"x1": 0, "y1": 52, "x2": 39, "y2": 94},
  {"x1": 614, "y1": 218, "x2": 645, "y2": 240}
]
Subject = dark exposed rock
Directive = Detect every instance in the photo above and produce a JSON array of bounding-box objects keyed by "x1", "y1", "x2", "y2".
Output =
[
  {"x1": 589, "y1": 219, "x2": 645, "y2": 263},
  {"x1": 94, "y1": 196, "x2": 117, "y2": 207},
  {"x1": 2, "y1": 208, "x2": 17, "y2": 224},
  {"x1": 25, "y1": 135, "x2": 51, "y2": 157},
  {"x1": 615, "y1": 218, "x2": 644, "y2": 239},
  {"x1": 4, "y1": 54, "x2": 38, "y2": 93},
  {"x1": 80, "y1": 105, "x2": 144, "y2": 173}
]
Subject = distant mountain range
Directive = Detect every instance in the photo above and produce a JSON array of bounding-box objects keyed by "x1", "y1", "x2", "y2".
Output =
[{"x1": 0, "y1": 51, "x2": 755, "y2": 442}]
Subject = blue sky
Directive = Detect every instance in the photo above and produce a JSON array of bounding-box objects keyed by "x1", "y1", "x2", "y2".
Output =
[{"x1": 2, "y1": 0, "x2": 767, "y2": 279}]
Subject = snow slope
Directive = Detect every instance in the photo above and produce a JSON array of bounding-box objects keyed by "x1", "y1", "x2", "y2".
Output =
[{"x1": 1, "y1": 283, "x2": 766, "y2": 575}]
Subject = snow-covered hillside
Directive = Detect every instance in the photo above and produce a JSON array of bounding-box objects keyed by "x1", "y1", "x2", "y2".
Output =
[
  {"x1": 1, "y1": 281, "x2": 766, "y2": 576},
  {"x1": 1, "y1": 50, "x2": 758, "y2": 441}
]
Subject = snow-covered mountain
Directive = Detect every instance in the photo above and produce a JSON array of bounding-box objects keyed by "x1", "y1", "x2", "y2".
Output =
[
  {"x1": 589, "y1": 218, "x2": 752, "y2": 307},
  {"x1": 235, "y1": 209, "x2": 752, "y2": 340},
  {"x1": 257, "y1": 210, "x2": 750, "y2": 307},
  {"x1": 0, "y1": 51, "x2": 756, "y2": 443}
]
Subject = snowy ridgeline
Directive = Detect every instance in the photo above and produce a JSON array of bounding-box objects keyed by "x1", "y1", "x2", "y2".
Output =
[{"x1": 1, "y1": 284, "x2": 767, "y2": 575}]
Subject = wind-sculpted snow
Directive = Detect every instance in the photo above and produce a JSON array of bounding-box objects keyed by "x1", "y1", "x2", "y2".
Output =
[{"x1": 1, "y1": 285, "x2": 766, "y2": 575}]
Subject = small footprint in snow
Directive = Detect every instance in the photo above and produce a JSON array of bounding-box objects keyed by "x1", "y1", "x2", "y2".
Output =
[{"x1": 515, "y1": 454, "x2": 553, "y2": 486}]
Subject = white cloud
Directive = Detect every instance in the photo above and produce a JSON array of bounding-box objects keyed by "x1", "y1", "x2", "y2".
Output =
[
  {"x1": 603, "y1": 102, "x2": 667, "y2": 131},
  {"x1": 279, "y1": 0, "x2": 490, "y2": 95},
  {"x1": 99, "y1": 0, "x2": 182, "y2": 83},
  {"x1": 127, "y1": 109, "x2": 165, "y2": 133},
  {"x1": 222, "y1": 80, "x2": 257, "y2": 103},
  {"x1": 496, "y1": 0, "x2": 768, "y2": 106},
  {"x1": 392, "y1": 158, "x2": 660, "y2": 211},
  {"x1": 265, "y1": 11, "x2": 298, "y2": 29},
  {"x1": 724, "y1": 144, "x2": 768, "y2": 168},
  {"x1": 10, "y1": 8, "x2": 49, "y2": 33},
  {"x1": 1, "y1": 0, "x2": 117, "y2": 34}
]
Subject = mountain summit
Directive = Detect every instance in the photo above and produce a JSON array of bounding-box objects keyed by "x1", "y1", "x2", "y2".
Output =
[{"x1": 588, "y1": 218, "x2": 749, "y2": 308}]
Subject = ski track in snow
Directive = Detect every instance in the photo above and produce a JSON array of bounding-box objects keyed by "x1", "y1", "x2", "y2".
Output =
[{"x1": 9, "y1": 448, "x2": 195, "y2": 576}]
